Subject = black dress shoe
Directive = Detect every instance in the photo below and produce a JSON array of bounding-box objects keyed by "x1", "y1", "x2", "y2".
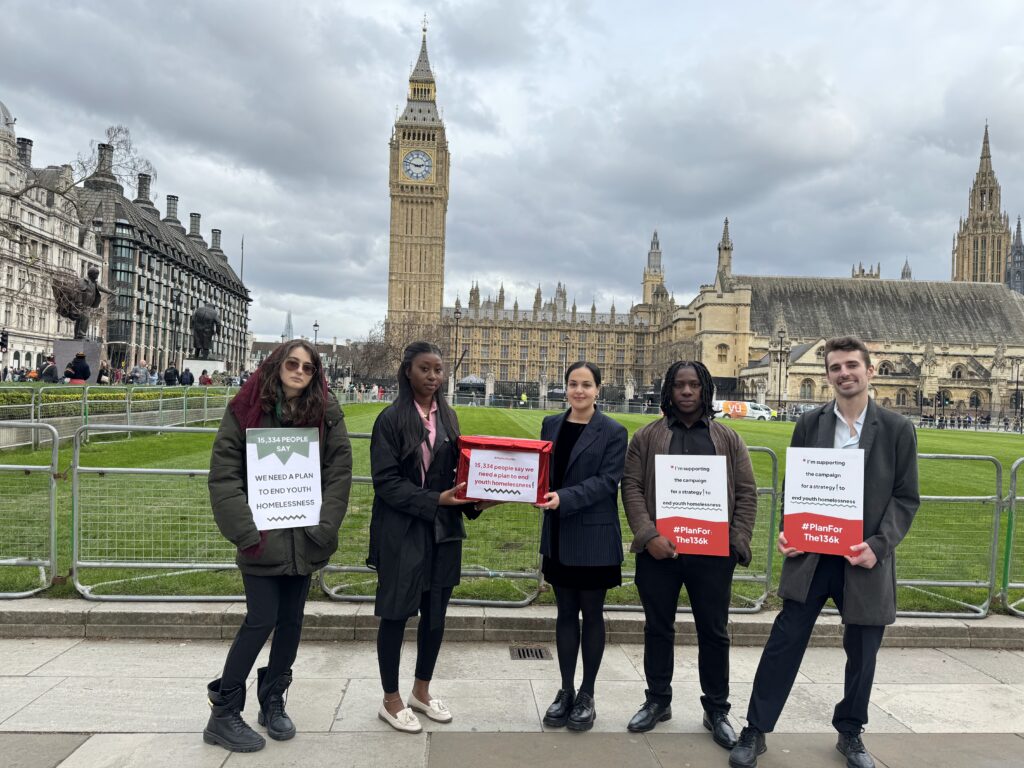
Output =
[
  {"x1": 567, "y1": 691, "x2": 596, "y2": 731},
  {"x1": 837, "y1": 732, "x2": 875, "y2": 768},
  {"x1": 542, "y1": 688, "x2": 575, "y2": 728},
  {"x1": 728, "y1": 727, "x2": 766, "y2": 768},
  {"x1": 703, "y1": 710, "x2": 737, "y2": 749},
  {"x1": 626, "y1": 699, "x2": 671, "y2": 732}
]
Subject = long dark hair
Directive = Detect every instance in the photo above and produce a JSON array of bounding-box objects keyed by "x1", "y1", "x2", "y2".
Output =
[
  {"x1": 660, "y1": 360, "x2": 716, "y2": 420},
  {"x1": 257, "y1": 339, "x2": 326, "y2": 425},
  {"x1": 393, "y1": 341, "x2": 460, "y2": 460}
]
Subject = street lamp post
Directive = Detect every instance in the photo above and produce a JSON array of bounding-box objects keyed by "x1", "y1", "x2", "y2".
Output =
[
  {"x1": 1015, "y1": 358, "x2": 1022, "y2": 433},
  {"x1": 776, "y1": 330, "x2": 785, "y2": 415},
  {"x1": 453, "y1": 307, "x2": 462, "y2": 376},
  {"x1": 313, "y1": 320, "x2": 319, "y2": 349}
]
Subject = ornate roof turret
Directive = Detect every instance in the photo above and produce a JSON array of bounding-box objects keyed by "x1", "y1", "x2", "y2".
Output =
[
  {"x1": 720, "y1": 217, "x2": 732, "y2": 249},
  {"x1": 410, "y1": 16, "x2": 435, "y2": 83},
  {"x1": 901, "y1": 258, "x2": 912, "y2": 280}
]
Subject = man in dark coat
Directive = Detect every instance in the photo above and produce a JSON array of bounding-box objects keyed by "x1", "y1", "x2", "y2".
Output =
[
  {"x1": 39, "y1": 355, "x2": 59, "y2": 383},
  {"x1": 164, "y1": 364, "x2": 179, "y2": 386},
  {"x1": 65, "y1": 352, "x2": 91, "y2": 383},
  {"x1": 180, "y1": 368, "x2": 195, "y2": 386},
  {"x1": 731, "y1": 337, "x2": 919, "y2": 768}
]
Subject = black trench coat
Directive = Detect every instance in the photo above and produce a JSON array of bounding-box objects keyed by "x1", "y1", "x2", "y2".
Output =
[{"x1": 367, "y1": 403, "x2": 478, "y2": 620}]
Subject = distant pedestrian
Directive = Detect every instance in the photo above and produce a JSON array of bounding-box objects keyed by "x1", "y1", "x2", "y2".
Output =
[
  {"x1": 164, "y1": 364, "x2": 179, "y2": 386},
  {"x1": 39, "y1": 355, "x2": 59, "y2": 383},
  {"x1": 96, "y1": 360, "x2": 111, "y2": 385},
  {"x1": 64, "y1": 352, "x2": 91, "y2": 384},
  {"x1": 199, "y1": 369, "x2": 213, "y2": 386},
  {"x1": 204, "y1": 339, "x2": 352, "y2": 752},
  {"x1": 180, "y1": 368, "x2": 195, "y2": 386},
  {"x1": 130, "y1": 360, "x2": 148, "y2": 385}
]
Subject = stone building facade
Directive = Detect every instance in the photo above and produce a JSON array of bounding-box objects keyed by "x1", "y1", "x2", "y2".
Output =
[
  {"x1": 385, "y1": 32, "x2": 1024, "y2": 416},
  {"x1": 0, "y1": 99, "x2": 102, "y2": 373},
  {"x1": 953, "y1": 125, "x2": 1010, "y2": 284},
  {"x1": 0, "y1": 97, "x2": 250, "y2": 375}
]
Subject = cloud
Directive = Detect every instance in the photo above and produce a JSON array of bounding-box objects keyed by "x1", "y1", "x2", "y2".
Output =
[{"x1": 4, "y1": 0, "x2": 1024, "y2": 343}]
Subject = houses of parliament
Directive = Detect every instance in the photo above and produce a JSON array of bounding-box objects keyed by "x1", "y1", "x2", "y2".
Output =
[{"x1": 387, "y1": 28, "x2": 1024, "y2": 415}]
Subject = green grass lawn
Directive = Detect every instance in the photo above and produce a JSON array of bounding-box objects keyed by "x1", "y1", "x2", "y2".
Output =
[{"x1": 1, "y1": 404, "x2": 1022, "y2": 616}]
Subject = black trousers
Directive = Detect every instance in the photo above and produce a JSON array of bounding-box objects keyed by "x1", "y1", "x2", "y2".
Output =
[
  {"x1": 377, "y1": 587, "x2": 454, "y2": 694},
  {"x1": 635, "y1": 550, "x2": 737, "y2": 713},
  {"x1": 746, "y1": 555, "x2": 885, "y2": 734},
  {"x1": 220, "y1": 572, "x2": 311, "y2": 693}
]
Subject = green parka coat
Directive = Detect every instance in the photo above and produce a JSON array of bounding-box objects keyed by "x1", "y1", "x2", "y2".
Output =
[{"x1": 209, "y1": 395, "x2": 352, "y2": 576}]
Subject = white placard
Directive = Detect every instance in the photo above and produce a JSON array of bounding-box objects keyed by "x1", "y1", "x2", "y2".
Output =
[
  {"x1": 783, "y1": 447, "x2": 864, "y2": 554},
  {"x1": 245, "y1": 428, "x2": 322, "y2": 530},
  {"x1": 654, "y1": 455, "x2": 730, "y2": 555},
  {"x1": 654, "y1": 454, "x2": 729, "y2": 521},
  {"x1": 465, "y1": 448, "x2": 541, "y2": 502},
  {"x1": 784, "y1": 448, "x2": 864, "y2": 520}
]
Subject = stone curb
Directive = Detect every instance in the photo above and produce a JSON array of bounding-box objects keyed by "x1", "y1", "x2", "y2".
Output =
[{"x1": 1, "y1": 599, "x2": 1022, "y2": 647}]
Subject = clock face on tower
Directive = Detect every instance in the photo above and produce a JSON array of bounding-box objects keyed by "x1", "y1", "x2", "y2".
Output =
[{"x1": 402, "y1": 149, "x2": 433, "y2": 181}]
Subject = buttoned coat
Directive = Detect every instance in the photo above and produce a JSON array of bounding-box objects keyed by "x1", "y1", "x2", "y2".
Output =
[
  {"x1": 778, "y1": 398, "x2": 919, "y2": 626},
  {"x1": 539, "y1": 408, "x2": 627, "y2": 567},
  {"x1": 367, "y1": 403, "x2": 478, "y2": 620}
]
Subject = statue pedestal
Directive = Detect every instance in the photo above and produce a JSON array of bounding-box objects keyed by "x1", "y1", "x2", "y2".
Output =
[
  {"x1": 183, "y1": 358, "x2": 226, "y2": 381},
  {"x1": 53, "y1": 339, "x2": 102, "y2": 384}
]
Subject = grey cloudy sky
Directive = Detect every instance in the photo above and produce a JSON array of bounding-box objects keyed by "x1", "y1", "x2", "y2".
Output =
[{"x1": 3, "y1": 0, "x2": 1024, "y2": 342}]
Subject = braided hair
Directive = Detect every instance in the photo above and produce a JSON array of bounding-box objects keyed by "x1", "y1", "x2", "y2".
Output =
[{"x1": 660, "y1": 360, "x2": 717, "y2": 420}]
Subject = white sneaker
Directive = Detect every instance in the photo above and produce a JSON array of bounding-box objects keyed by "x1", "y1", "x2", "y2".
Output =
[
  {"x1": 377, "y1": 703, "x2": 422, "y2": 733},
  {"x1": 408, "y1": 693, "x2": 453, "y2": 723}
]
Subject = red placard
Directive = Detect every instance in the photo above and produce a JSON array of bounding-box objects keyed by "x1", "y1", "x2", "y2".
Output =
[
  {"x1": 784, "y1": 515, "x2": 864, "y2": 556},
  {"x1": 454, "y1": 435, "x2": 552, "y2": 504}
]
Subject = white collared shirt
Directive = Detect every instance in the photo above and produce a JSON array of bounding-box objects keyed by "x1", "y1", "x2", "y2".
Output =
[{"x1": 833, "y1": 402, "x2": 867, "y2": 449}]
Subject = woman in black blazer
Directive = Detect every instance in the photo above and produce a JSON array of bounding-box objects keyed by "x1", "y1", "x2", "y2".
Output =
[
  {"x1": 368, "y1": 341, "x2": 480, "y2": 734},
  {"x1": 537, "y1": 361, "x2": 627, "y2": 731}
]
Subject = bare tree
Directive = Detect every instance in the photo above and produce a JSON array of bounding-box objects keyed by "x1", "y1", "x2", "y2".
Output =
[{"x1": 1, "y1": 125, "x2": 156, "y2": 267}]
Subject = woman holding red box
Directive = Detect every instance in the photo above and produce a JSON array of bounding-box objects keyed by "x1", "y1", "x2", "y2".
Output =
[
  {"x1": 537, "y1": 361, "x2": 628, "y2": 731},
  {"x1": 368, "y1": 341, "x2": 481, "y2": 733}
]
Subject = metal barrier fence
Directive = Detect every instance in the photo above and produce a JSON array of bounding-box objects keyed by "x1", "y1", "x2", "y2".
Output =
[
  {"x1": 71, "y1": 423, "x2": 238, "y2": 601},
  {"x1": 25, "y1": 386, "x2": 237, "y2": 449},
  {"x1": 604, "y1": 446, "x2": 779, "y2": 614},
  {"x1": 1004, "y1": 458, "x2": 1024, "y2": 617},
  {"x1": 0, "y1": 422, "x2": 58, "y2": 598},
  {"x1": 320, "y1": 433, "x2": 546, "y2": 607},
  {"x1": 886, "y1": 454, "x2": 1002, "y2": 619}
]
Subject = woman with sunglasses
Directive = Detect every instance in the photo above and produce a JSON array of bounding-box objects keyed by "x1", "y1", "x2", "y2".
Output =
[
  {"x1": 368, "y1": 341, "x2": 481, "y2": 733},
  {"x1": 204, "y1": 340, "x2": 352, "y2": 753}
]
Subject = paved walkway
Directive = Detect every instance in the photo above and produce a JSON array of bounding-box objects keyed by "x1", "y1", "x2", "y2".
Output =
[{"x1": 1, "y1": 638, "x2": 1023, "y2": 767}]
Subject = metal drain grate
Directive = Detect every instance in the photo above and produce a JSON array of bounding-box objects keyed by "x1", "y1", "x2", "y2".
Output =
[{"x1": 509, "y1": 645, "x2": 552, "y2": 660}]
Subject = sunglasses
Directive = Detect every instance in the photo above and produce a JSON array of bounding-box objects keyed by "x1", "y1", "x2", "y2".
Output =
[{"x1": 283, "y1": 358, "x2": 316, "y2": 376}]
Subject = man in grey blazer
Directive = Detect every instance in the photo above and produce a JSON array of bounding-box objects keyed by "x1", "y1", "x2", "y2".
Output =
[{"x1": 730, "y1": 336, "x2": 919, "y2": 768}]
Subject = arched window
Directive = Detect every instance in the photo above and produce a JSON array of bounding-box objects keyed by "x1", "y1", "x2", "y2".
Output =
[
  {"x1": 896, "y1": 388, "x2": 908, "y2": 406},
  {"x1": 816, "y1": 346, "x2": 825, "y2": 358},
  {"x1": 800, "y1": 378, "x2": 814, "y2": 399},
  {"x1": 951, "y1": 365, "x2": 966, "y2": 379},
  {"x1": 877, "y1": 361, "x2": 893, "y2": 376},
  {"x1": 716, "y1": 344, "x2": 729, "y2": 363}
]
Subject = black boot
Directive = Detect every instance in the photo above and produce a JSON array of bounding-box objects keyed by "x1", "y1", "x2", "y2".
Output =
[
  {"x1": 203, "y1": 678, "x2": 265, "y2": 752},
  {"x1": 257, "y1": 667, "x2": 296, "y2": 740}
]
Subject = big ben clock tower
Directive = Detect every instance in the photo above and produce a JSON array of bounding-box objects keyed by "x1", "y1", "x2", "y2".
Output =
[{"x1": 387, "y1": 22, "x2": 450, "y2": 332}]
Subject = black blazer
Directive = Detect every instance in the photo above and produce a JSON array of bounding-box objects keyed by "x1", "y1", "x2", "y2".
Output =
[
  {"x1": 539, "y1": 408, "x2": 627, "y2": 567},
  {"x1": 367, "y1": 402, "x2": 476, "y2": 620}
]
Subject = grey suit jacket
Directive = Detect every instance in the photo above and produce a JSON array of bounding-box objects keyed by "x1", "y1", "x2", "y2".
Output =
[{"x1": 778, "y1": 398, "x2": 920, "y2": 625}]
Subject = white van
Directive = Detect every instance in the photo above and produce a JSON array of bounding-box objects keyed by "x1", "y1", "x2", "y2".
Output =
[{"x1": 713, "y1": 400, "x2": 774, "y2": 421}]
